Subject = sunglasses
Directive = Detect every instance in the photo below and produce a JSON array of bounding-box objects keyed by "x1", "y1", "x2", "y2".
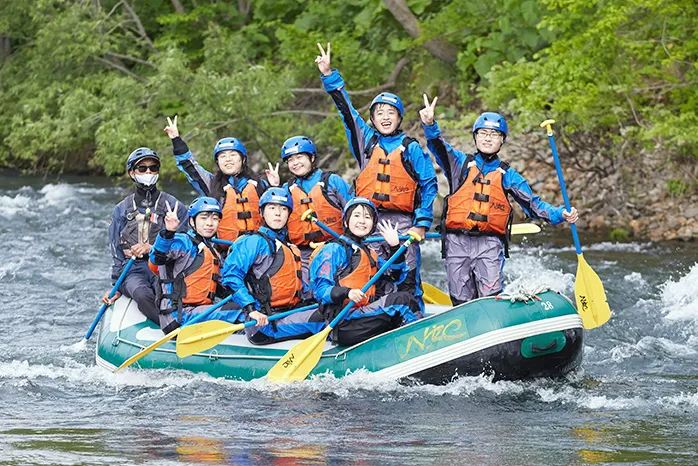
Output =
[{"x1": 134, "y1": 164, "x2": 160, "y2": 173}]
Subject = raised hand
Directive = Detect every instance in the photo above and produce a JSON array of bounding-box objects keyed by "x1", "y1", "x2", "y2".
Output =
[
  {"x1": 377, "y1": 219, "x2": 400, "y2": 247},
  {"x1": 164, "y1": 115, "x2": 179, "y2": 139},
  {"x1": 315, "y1": 42, "x2": 331, "y2": 76},
  {"x1": 164, "y1": 200, "x2": 180, "y2": 231},
  {"x1": 419, "y1": 94, "x2": 438, "y2": 126},
  {"x1": 265, "y1": 162, "x2": 281, "y2": 187}
]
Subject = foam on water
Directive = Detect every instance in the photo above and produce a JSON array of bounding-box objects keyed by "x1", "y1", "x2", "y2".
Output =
[
  {"x1": 39, "y1": 183, "x2": 90, "y2": 206},
  {"x1": 0, "y1": 193, "x2": 34, "y2": 217},
  {"x1": 624, "y1": 271, "x2": 646, "y2": 286},
  {"x1": 0, "y1": 360, "x2": 227, "y2": 390},
  {"x1": 0, "y1": 258, "x2": 24, "y2": 281},
  {"x1": 504, "y1": 254, "x2": 574, "y2": 294},
  {"x1": 660, "y1": 262, "x2": 698, "y2": 323}
]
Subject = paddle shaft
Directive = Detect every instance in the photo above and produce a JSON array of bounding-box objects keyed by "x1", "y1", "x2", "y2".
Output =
[
  {"x1": 84, "y1": 256, "x2": 136, "y2": 340},
  {"x1": 186, "y1": 294, "x2": 234, "y2": 326},
  {"x1": 180, "y1": 303, "x2": 319, "y2": 344},
  {"x1": 544, "y1": 129, "x2": 582, "y2": 255}
]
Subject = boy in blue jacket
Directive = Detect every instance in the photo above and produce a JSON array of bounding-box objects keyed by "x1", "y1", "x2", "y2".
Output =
[
  {"x1": 220, "y1": 188, "x2": 324, "y2": 344},
  {"x1": 419, "y1": 96, "x2": 579, "y2": 304},
  {"x1": 150, "y1": 197, "x2": 241, "y2": 333}
]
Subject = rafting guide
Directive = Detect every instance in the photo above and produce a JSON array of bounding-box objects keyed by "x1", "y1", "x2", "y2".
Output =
[
  {"x1": 150, "y1": 197, "x2": 242, "y2": 333},
  {"x1": 101, "y1": 148, "x2": 188, "y2": 325}
]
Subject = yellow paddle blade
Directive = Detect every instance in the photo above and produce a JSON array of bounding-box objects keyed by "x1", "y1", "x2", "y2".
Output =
[
  {"x1": 574, "y1": 253, "x2": 612, "y2": 329},
  {"x1": 266, "y1": 326, "x2": 332, "y2": 383},
  {"x1": 115, "y1": 327, "x2": 181, "y2": 372},
  {"x1": 422, "y1": 282, "x2": 452, "y2": 305},
  {"x1": 176, "y1": 320, "x2": 244, "y2": 358},
  {"x1": 511, "y1": 223, "x2": 542, "y2": 235}
]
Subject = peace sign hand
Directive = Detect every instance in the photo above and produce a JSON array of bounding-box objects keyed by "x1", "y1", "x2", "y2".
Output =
[
  {"x1": 419, "y1": 94, "x2": 439, "y2": 126},
  {"x1": 164, "y1": 115, "x2": 179, "y2": 139},
  {"x1": 315, "y1": 42, "x2": 332, "y2": 76},
  {"x1": 265, "y1": 162, "x2": 281, "y2": 187},
  {"x1": 164, "y1": 200, "x2": 180, "y2": 231}
]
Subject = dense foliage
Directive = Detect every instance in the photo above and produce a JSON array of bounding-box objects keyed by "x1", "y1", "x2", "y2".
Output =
[{"x1": 0, "y1": 0, "x2": 696, "y2": 178}]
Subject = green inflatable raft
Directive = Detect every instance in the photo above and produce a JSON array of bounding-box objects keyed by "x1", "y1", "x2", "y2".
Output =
[{"x1": 96, "y1": 290, "x2": 583, "y2": 384}]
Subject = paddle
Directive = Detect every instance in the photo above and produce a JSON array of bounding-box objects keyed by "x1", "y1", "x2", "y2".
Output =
[
  {"x1": 540, "y1": 119, "x2": 611, "y2": 329},
  {"x1": 266, "y1": 231, "x2": 421, "y2": 383},
  {"x1": 115, "y1": 295, "x2": 234, "y2": 371},
  {"x1": 210, "y1": 223, "x2": 542, "y2": 247},
  {"x1": 84, "y1": 256, "x2": 137, "y2": 341},
  {"x1": 422, "y1": 282, "x2": 451, "y2": 305},
  {"x1": 362, "y1": 223, "x2": 541, "y2": 243},
  {"x1": 175, "y1": 303, "x2": 320, "y2": 358}
]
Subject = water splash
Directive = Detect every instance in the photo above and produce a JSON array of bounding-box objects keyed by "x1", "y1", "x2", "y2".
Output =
[{"x1": 661, "y1": 262, "x2": 698, "y2": 323}]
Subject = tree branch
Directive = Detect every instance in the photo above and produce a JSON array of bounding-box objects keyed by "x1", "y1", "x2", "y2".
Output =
[
  {"x1": 238, "y1": 0, "x2": 251, "y2": 19},
  {"x1": 121, "y1": 0, "x2": 156, "y2": 51},
  {"x1": 382, "y1": 0, "x2": 458, "y2": 64},
  {"x1": 291, "y1": 57, "x2": 410, "y2": 95},
  {"x1": 94, "y1": 56, "x2": 146, "y2": 82},
  {"x1": 106, "y1": 51, "x2": 154, "y2": 67},
  {"x1": 0, "y1": 33, "x2": 11, "y2": 58},
  {"x1": 170, "y1": 0, "x2": 185, "y2": 13},
  {"x1": 105, "y1": 0, "x2": 124, "y2": 20}
]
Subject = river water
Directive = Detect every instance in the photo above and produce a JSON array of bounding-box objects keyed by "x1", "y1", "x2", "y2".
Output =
[{"x1": 1, "y1": 172, "x2": 697, "y2": 465}]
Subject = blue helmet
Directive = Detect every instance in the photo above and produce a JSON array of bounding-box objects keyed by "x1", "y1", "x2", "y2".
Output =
[
  {"x1": 342, "y1": 196, "x2": 378, "y2": 234},
  {"x1": 188, "y1": 197, "x2": 222, "y2": 218},
  {"x1": 473, "y1": 112, "x2": 508, "y2": 140},
  {"x1": 281, "y1": 136, "x2": 316, "y2": 161},
  {"x1": 126, "y1": 147, "x2": 159, "y2": 172},
  {"x1": 213, "y1": 137, "x2": 247, "y2": 161},
  {"x1": 259, "y1": 187, "x2": 293, "y2": 213},
  {"x1": 370, "y1": 92, "x2": 404, "y2": 118}
]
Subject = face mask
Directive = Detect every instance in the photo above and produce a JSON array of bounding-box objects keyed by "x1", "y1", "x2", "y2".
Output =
[{"x1": 134, "y1": 173, "x2": 159, "y2": 186}]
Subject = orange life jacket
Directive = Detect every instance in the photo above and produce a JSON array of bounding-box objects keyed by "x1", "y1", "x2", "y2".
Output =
[
  {"x1": 355, "y1": 137, "x2": 419, "y2": 213},
  {"x1": 181, "y1": 242, "x2": 221, "y2": 305},
  {"x1": 247, "y1": 232, "x2": 303, "y2": 313},
  {"x1": 287, "y1": 172, "x2": 343, "y2": 245},
  {"x1": 444, "y1": 156, "x2": 512, "y2": 236},
  {"x1": 218, "y1": 182, "x2": 263, "y2": 242},
  {"x1": 336, "y1": 241, "x2": 377, "y2": 307}
]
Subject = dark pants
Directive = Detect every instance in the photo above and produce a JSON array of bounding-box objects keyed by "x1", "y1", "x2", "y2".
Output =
[
  {"x1": 333, "y1": 291, "x2": 422, "y2": 347},
  {"x1": 121, "y1": 269, "x2": 159, "y2": 324}
]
